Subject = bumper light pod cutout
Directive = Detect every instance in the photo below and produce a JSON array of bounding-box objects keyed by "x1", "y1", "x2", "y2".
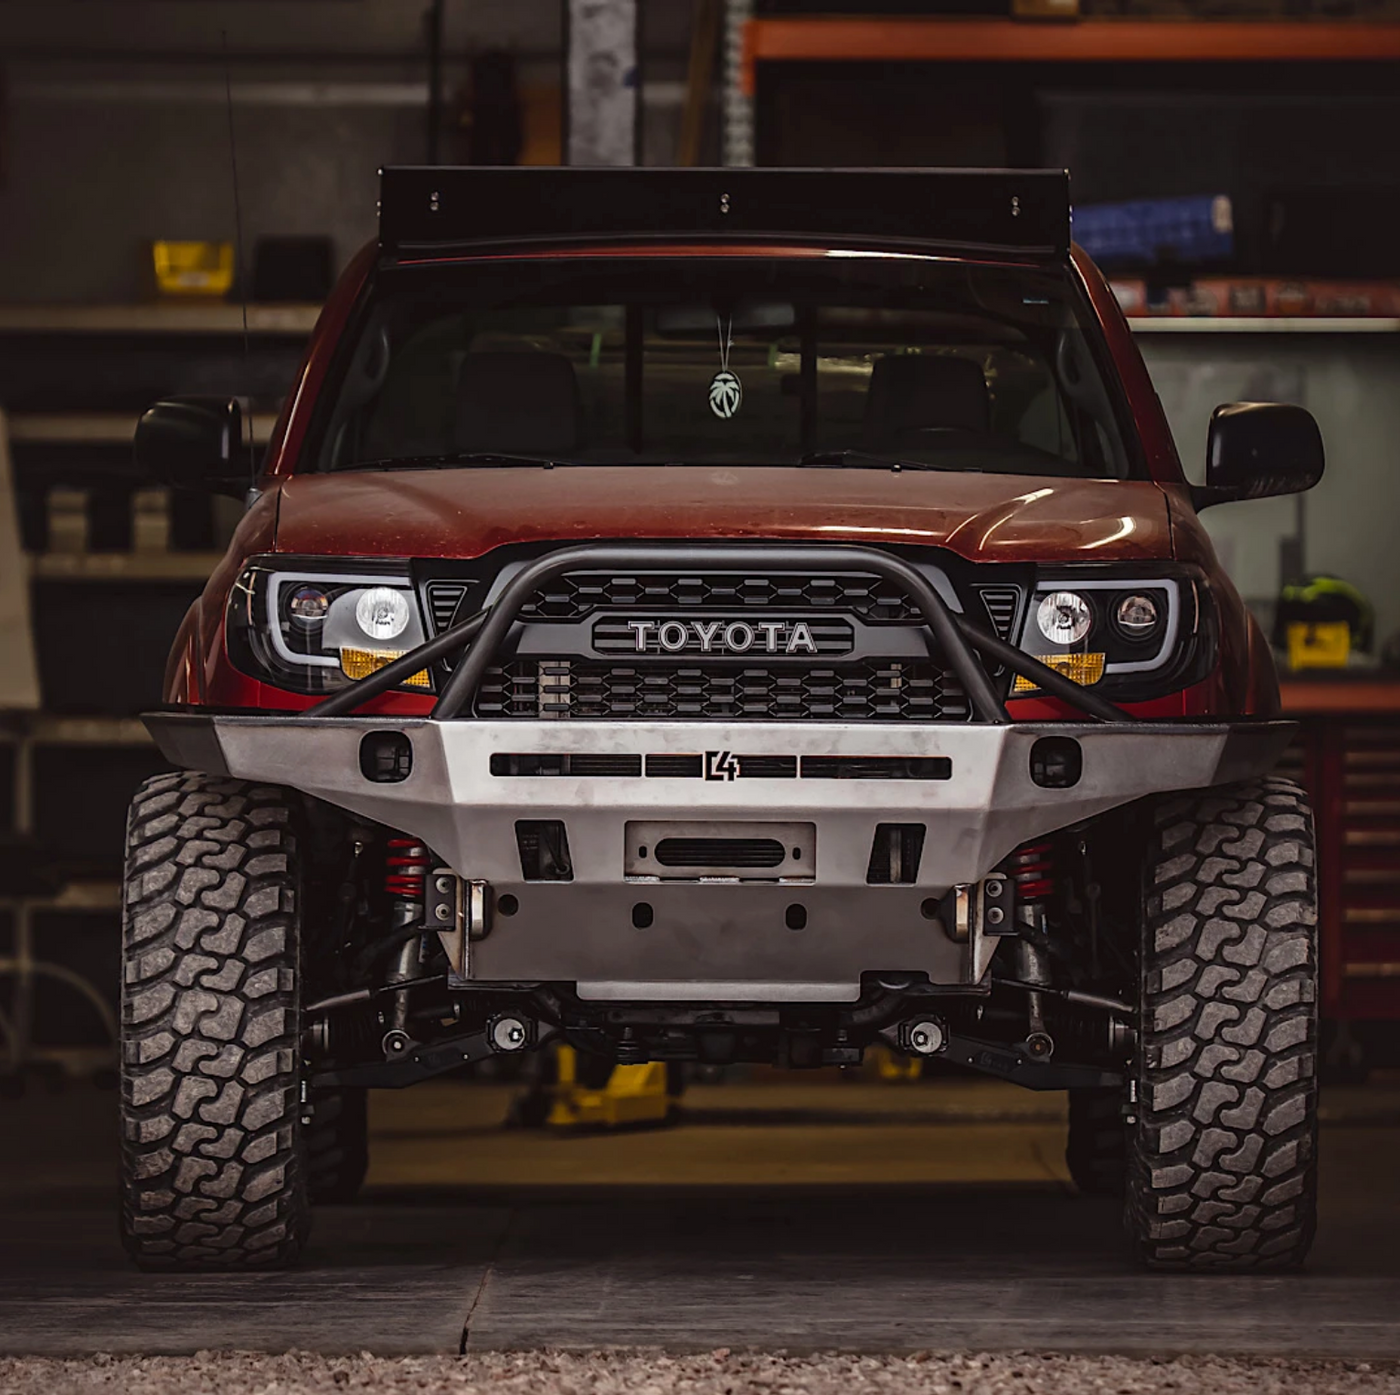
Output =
[
  {"x1": 360, "y1": 730, "x2": 413, "y2": 783},
  {"x1": 1029, "y1": 736, "x2": 1082, "y2": 789}
]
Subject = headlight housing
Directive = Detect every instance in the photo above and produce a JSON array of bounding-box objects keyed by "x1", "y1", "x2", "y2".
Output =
[
  {"x1": 1013, "y1": 566, "x2": 1213, "y2": 700},
  {"x1": 226, "y1": 557, "x2": 430, "y2": 695}
]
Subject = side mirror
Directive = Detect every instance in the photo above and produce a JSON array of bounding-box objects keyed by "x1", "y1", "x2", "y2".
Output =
[
  {"x1": 1195, "y1": 402, "x2": 1324, "y2": 510},
  {"x1": 134, "y1": 396, "x2": 249, "y2": 497}
]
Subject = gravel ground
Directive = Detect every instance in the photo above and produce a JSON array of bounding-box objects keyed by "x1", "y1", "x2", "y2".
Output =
[{"x1": 1, "y1": 1350, "x2": 1397, "y2": 1395}]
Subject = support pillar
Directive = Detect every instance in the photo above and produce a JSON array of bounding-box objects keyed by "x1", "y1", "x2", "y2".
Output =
[{"x1": 566, "y1": 0, "x2": 639, "y2": 167}]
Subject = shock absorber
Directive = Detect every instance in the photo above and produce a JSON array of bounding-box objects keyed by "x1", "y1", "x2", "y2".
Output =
[
  {"x1": 1006, "y1": 839, "x2": 1057, "y2": 1057},
  {"x1": 384, "y1": 837, "x2": 429, "y2": 906},
  {"x1": 1008, "y1": 840, "x2": 1056, "y2": 924},
  {"x1": 383, "y1": 838, "x2": 430, "y2": 1036}
]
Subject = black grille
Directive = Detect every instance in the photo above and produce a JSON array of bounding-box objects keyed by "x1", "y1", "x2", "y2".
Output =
[
  {"x1": 475, "y1": 659, "x2": 969, "y2": 722},
  {"x1": 978, "y1": 587, "x2": 1020, "y2": 642},
  {"x1": 490, "y1": 752, "x2": 642, "y2": 777},
  {"x1": 654, "y1": 837, "x2": 786, "y2": 869},
  {"x1": 801, "y1": 756, "x2": 952, "y2": 780},
  {"x1": 645, "y1": 754, "x2": 704, "y2": 777},
  {"x1": 424, "y1": 580, "x2": 470, "y2": 633},
  {"x1": 426, "y1": 572, "x2": 1020, "y2": 641},
  {"x1": 520, "y1": 571, "x2": 922, "y2": 622},
  {"x1": 734, "y1": 755, "x2": 798, "y2": 779},
  {"x1": 425, "y1": 563, "x2": 1018, "y2": 723}
]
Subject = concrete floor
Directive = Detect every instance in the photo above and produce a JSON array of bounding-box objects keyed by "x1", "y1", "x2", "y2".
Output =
[{"x1": 2, "y1": 1071, "x2": 1400, "y2": 1358}]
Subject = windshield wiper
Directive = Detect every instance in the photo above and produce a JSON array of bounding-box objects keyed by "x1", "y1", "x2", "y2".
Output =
[
  {"x1": 798, "y1": 450, "x2": 977, "y2": 473},
  {"x1": 344, "y1": 451, "x2": 561, "y2": 471}
]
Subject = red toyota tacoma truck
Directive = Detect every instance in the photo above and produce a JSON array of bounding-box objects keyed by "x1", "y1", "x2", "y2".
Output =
[{"x1": 123, "y1": 167, "x2": 1324, "y2": 1273}]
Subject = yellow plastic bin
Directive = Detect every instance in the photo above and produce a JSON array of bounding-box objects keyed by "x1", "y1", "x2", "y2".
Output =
[{"x1": 151, "y1": 241, "x2": 235, "y2": 298}]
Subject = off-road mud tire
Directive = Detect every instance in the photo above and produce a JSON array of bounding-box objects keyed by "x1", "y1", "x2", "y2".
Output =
[
  {"x1": 1127, "y1": 775, "x2": 1319, "y2": 1270},
  {"x1": 1066, "y1": 1087, "x2": 1127, "y2": 1197},
  {"x1": 120, "y1": 772, "x2": 310, "y2": 1270},
  {"x1": 307, "y1": 1088, "x2": 369, "y2": 1204}
]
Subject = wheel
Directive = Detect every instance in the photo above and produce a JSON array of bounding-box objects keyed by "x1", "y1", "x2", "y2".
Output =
[
  {"x1": 307, "y1": 1088, "x2": 369, "y2": 1204},
  {"x1": 1127, "y1": 776, "x2": 1319, "y2": 1270},
  {"x1": 1065, "y1": 1087, "x2": 1126, "y2": 1197},
  {"x1": 120, "y1": 772, "x2": 310, "y2": 1270}
]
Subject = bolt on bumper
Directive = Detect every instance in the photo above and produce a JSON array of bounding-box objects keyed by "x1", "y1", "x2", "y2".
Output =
[{"x1": 147, "y1": 710, "x2": 1293, "y2": 1002}]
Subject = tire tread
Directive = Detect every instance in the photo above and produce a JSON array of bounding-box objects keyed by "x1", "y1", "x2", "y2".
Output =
[
  {"x1": 1128, "y1": 775, "x2": 1318, "y2": 1270},
  {"x1": 120, "y1": 772, "x2": 309, "y2": 1270}
]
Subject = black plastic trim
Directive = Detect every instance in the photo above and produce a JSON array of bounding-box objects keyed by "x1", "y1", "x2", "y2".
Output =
[{"x1": 299, "y1": 544, "x2": 1142, "y2": 724}]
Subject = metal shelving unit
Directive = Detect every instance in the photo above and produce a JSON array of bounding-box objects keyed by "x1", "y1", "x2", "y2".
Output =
[
  {"x1": 0, "y1": 303, "x2": 320, "y2": 335},
  {"x1": 0, "y1": 301, "x2": 316, "y2": 1085},
  {"x1": 27, "y1": 551, "x2": 226, "y2": 582},
  {"x1": 0, "y1": 707, "x2": 131, "y2": 1083},
  {"x1": 1128, "y1": 317, "x2": 1400, "y2": 334},
  {"x1": 9, "y1": 412, "x2": 278, "y2": 446}
]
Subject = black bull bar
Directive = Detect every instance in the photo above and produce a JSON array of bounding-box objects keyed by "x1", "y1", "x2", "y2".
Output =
[{"x1": 304, "y1": 542, "x2": 1134, "y2": 723}]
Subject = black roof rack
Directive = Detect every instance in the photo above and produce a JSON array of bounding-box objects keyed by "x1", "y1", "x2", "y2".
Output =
[{"x1": 378, "y1": 166, "x2": 1070, "y2": 261}]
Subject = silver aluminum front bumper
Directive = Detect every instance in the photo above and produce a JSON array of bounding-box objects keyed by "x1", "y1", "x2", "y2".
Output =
[{"x1": 148, "y1": 713, "x2": 1292, "y2": 1002}]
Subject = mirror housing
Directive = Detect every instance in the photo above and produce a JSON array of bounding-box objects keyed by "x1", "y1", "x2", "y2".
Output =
[
  {"x1": 1194, "y1": 402, "x2": 1324, "y2": 510},
  {"x1": 134, "y1": 396, "x2": 249, "y2": 497}
]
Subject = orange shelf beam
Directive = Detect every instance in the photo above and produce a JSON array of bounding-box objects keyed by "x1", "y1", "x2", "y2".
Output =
[
  {"x1": 1280, "y1": 680, "x2": 1400, "y2": 715},
  {"x1": 743, "y1": 18, "x2": 1400, "y2": 92}
]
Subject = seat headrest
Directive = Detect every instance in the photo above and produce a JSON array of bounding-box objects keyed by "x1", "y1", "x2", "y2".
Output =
[
  {"x1": 456, "y1": 352, "x2": 579, "y2": 457},
  {"x1": 863, "y1": 354, "x2": 990, "y2": 448}
]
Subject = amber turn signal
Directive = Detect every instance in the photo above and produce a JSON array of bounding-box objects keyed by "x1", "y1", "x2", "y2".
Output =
[
  {"x1": 1012, "y1": 652, "x2": 1106, "y2": 694},
  {"x1": 339, "y1": 647, "x2": 430, "y2": 689}
]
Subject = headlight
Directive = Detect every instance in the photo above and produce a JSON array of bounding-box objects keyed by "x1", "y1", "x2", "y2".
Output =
[
  {"x1": 355, "y1": 587, "x2": 411, "y2": 642},
  {"x1": 1113, "y1": 592, "x2": 1161, "y2": 639},
  {"x1": 288, "y1": 585, "x2": 330, "y2": 624},
  {"x1": 1013, "y1": 568, "x2": 1212, "y2": 700},
  {"x1": 1036, "y1": 591, "x2": 1093, "y2": 645},
  {"x1": 226, "y1": 558, "x2": 430, "y2": 695}
]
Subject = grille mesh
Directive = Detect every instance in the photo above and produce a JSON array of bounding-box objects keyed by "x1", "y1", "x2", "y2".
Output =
[
  {"x1": 520, "y1": 572, "x2": 922, "y2": 622},
  {"x1": 475, "y1": 659, "x2": 969, "y2": 722},
  {"x1": 426, "y1": 573, "x2": 1018, "y2": 639}
]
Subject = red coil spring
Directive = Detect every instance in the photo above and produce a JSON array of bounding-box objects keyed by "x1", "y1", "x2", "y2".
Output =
[
  {"x1": 384, "y1": 838, "x2": 429, "y2": 901},
  {"x1": 1008, "y1": 840, "x2": 1056, "y2": 904}
]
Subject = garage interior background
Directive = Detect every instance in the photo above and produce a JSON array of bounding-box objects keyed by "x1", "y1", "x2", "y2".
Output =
[{"x1": 1, "y1": 0, "x2": 1399, "y2": 1085}]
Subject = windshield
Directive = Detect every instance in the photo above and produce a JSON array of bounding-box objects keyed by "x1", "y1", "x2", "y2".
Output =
[{"x1": 311, "y1": 254, "x2": 1138, "y2": 479}]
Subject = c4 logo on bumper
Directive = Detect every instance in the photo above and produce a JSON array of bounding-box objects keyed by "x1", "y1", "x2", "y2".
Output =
[{"x1": 704, "y1": 750, "x2": 740, "y2": 782}]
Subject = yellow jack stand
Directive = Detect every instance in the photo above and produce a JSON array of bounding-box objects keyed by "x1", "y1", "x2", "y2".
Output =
[
  {"x1": 544, "y1": 1045, "x2": 676, "y2": 1130},
  {"x1": 870, "y1": 1045, "x2": 923, "y2": 1082}
]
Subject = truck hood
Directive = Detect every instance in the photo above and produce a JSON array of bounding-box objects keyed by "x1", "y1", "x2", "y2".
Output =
[{"x1": 271, "y1": 466, "x2": 1172, "y2": 564}]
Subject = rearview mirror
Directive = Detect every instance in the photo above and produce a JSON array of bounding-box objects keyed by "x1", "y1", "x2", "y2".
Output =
[
  {"x1": 655, "y1": 300, "x2": 796, "y2": 335},
  {"x1": 134, "y1": 396, "x2": 249, "y2": 497},
  {"x1": 1195, "y1": 402, "x2": 1324, "y2": 509}
]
